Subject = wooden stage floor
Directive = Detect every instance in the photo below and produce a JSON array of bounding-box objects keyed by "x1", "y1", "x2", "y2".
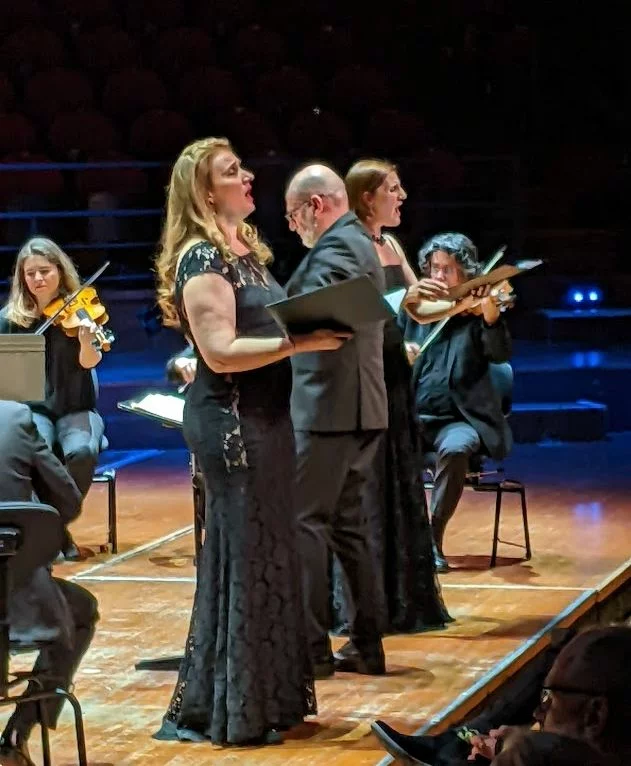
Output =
[{"x1": 5, "y1": 435, "x2": 631, "y2": 765}]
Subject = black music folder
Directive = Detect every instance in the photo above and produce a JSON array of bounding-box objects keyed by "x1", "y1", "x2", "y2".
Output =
[{"x1": 266, "y1": 276, "x2": 393, "y2": 333}]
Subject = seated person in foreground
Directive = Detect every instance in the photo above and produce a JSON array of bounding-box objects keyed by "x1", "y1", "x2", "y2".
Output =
[
  {"x1": 372, "y1": 624, "x2": 631, "y2": 765},
  {"x1": 0, "y1": 400, "x2": 99, "y2": 766},
  {"x1": 399, "y1": 232, "x2": 512, "y2": 572}
]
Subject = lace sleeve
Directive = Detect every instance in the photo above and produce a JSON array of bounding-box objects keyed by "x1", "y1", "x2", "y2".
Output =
[{"x1": 177, "y1": 241, "x2": 233, "y2": 288}]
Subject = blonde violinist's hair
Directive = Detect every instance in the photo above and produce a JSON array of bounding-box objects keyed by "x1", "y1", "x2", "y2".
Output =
[
  {"x1": 155, "y1": 137, "x2": 272, "y2": 329},
  {"x1": 5, "y1": 237, "x2": 81, "y2": 327},
  {"x1": 345, "y1": 159, "x2": 398, "y2": 221}
]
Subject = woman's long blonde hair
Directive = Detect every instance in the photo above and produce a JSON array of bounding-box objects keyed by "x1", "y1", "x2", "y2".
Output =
[
  {"x1": 155, "y1": 137, "x2": 272, "y2": 328},
  {"x1": 5, "y1": 237, "x2": 81, "y2": 327},
  {"x1": 345, "y1": 159, "x2": 397, "y2": 221}
]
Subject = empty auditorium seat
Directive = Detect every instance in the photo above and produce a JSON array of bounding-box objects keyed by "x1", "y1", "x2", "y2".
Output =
[
  {"x1": 0, "y1": 113, "x2": 37, "y2": 154},
  {"x1": 75, "y1": 26, "x2": 140, "y2": 73},
  {"x1": 362, "y1": 109, "x2": 428, "y2": 156},
  {"x1": 196, "y1": 0, "x2": 259, "y2": 36},
  {"x1": 50, "y1": 0, "x2": 118, "y2": 31},
  {"x1": 49, "y1": 109, "x2": 119, "y2": 158},
  {"x1": 0, "y1": 73, "x2": 15, "y2": 112},
  {"x1": 0, "y1": 0, "x2": 46, "y2": 36},
  {"x1": 151, "y1": 27, "x2": 214, "y2": 82},
  {"x1": 216, "y1": 107, "x2": 280, "y2": 156},
  {"x1": 0, "y1": 151, "x2": 65, "y2": 203},
  {"x1": 125, "y1": 0, "x2": 185, "y2": 34},
  {"x1": 287, "y1": 109, "x2": 353, "y2": 158},
  {"x1": 327, "y1": 65, "x2": 391, "y2": 118},
  {"x1": 234, "y1": 25, "x2": 287, "y2": 74},
  {"x1": 255, "y1": 66, "x2": 316, "y2": 121},
  {"x1": 0, "y1": 27, "x2": 66, "y2": 77},
  {"x1": 301, "y1": 25, "x2": 357, "y2": 72},
  {"x1": 74, "y1": 150, "x2": 148, "y2": 201},
  {"x1": 24, "y1": 68, "x2": 94, "y2": 123},
  {"x1": 128, "y1": 109, "x2": 193, "y2": 159},
  {"x1": 102, "y1": 67, "x2": 168, "y2": 121},
  {"x1": 177, "y1": 66, "x2": 244, "y2": 118}
]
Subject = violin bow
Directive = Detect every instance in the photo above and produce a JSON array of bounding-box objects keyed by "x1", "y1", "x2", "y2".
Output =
[
  {"x1": 35, "y1": 261, "x2": 111, "y2": 336},
  {"x1": 418, "y1": 245, "x2": 506, "y2": 355}
]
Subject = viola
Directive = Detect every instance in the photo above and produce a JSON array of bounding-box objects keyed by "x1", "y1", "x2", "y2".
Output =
[
  {"x1": 409, "y1": 251, "x2": 542, "y2": 358},
  {"x1": 35, "y1": 261, "x2": 115, "y2": 352},
  {"x1": 42, "y1": 285, "x2": 115, "y2": 351}
]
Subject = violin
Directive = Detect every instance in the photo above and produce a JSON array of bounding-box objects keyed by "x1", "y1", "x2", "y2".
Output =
[
  {"x1": 35, "y1": 261, "x2": 115, "y2": 352},
  {"x1": 409, "y1": 249, "x2": 543, "y2": 359},
  {"x1": 455, "y1": 279, "x2": 516, "y2": 317},
  {"x1": 42, "y1": 285, "x2": 115, "y2": 351}
]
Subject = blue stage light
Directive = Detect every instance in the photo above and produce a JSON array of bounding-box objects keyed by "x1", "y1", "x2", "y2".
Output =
[
  {"x1": 572, "y1": 291, "x2": 584, "y2": 303},
  {"x1": 588, "y1": 290, "x2": 600, "y2": 302}
]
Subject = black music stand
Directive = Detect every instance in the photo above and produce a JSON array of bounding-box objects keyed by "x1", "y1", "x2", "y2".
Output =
[
  {"x1": 0, "y1": 502, "x2": 88, "y2": 765},
  {"x1": 117, "y1": 393, "x2": 205, "y2": 673}
]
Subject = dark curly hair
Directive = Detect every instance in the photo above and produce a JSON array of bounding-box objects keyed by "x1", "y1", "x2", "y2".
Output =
[{"x1": 417, "y1": 232, "x2": 480, "y2": 279}]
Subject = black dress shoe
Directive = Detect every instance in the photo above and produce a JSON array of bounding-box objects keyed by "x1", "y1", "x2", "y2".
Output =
[
  {"x1": 371, "y1": 720, "x2": 435, "y2": 765},
  {"x1": 333, "y1": 640, "x2": 385, "y2": 675},
  {"x1": 61, "y1": 541, "x2": 83, "y2": 561},
  {"x1": 0, "y1": 741, "x2": 35, "y2": 766},
  {"x1": 312, "y1": 659, "x2": 335, "y2": 679}
]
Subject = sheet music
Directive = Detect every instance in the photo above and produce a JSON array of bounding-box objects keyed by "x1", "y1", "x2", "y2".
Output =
[
  {"x1": 128, "y1": 393, "x2": 184, "y2": 425},
  {"x1": 383, "y1": 287, "x2": 407, "y2": 314}
]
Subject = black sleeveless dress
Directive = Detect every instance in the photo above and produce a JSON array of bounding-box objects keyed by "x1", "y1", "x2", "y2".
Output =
[
  {"x1": 332, "y1": 264, "x2": 452, "y2": 633},
  {"x1": 155, "y1": 241, "x2": 316, "y2": 745}
]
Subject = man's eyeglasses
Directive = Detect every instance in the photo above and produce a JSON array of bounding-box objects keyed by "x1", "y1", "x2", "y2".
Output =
[
  {"x1": 285, "y1": 199, "x2": 311, "y2": 224},
  {"x1": 285, "y1": 192, "x2": 336, "y2": 224},
  {"x1": 540, "y1": 685, "x2": 606, "y2": 707}
]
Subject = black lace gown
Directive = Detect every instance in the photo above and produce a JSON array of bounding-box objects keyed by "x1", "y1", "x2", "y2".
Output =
[
  {"x1": 332, "y1": 264, "x2": 452, "y2": 633},
  {"x1": 155, "y1": 241, "x2": 316, "y2": 745}
]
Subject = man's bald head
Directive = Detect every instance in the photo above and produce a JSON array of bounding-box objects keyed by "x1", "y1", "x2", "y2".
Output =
[
  {"x1": 285, "y1": 163, "x2": 350, "y2": 247},
  {"x1": 286, "y1": 164, "x2": 348, "y2": 205}
]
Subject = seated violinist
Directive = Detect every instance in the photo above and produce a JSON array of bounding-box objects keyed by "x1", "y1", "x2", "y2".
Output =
[
  {"x1": 0, "y1": 237, "x2": 106, "y2": 561},
  {"x1": 400, "y1": 232, "x2": 512, "y2": 572}
]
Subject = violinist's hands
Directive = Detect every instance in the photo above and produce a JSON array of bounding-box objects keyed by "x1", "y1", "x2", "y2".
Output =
[
  {"x1": 471, "y1": 285, "x2": 493, "y2": 299},
  {"x1": 77, "y1": 317, "x2": 102, "y2": 368},
  {"x1": 78, "y1": 317, "x2": 99, "y2": 347},
  {"x1": 480, "y1": 294, "x2": 501, "y2": 325},
  {"x1": 403, "y1": 278, "x2": 450, "y2": 307},
  {"x1": 404, "y1": 341, "x2": 421, "y2": 365},
  {"x1": 291, "y1": 329, "x2": 352, "y2": 353},
  {"x1": 174, "y1": 356, "x2": 197, "y2": 384}
]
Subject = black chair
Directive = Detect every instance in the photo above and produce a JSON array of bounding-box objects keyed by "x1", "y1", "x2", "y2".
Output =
[
  {"x1": 423, "y1": 362, "x2": 532, "y2": 568},
  {"x1": 92, "y1": 447, "x2": 118, "y2": 555},
  {"x1": 0, "y1": 501, "x2": 88, "y2": 765},
  {"x1": 90, "y1": 371, "x2": 118, "y2": 553}
]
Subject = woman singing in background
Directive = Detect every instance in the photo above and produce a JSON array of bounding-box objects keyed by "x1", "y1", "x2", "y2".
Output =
[
  {"x1": 0, "y1": 237, "x2": 105, "y2": 561},
  {"x1": 331, "y1": 159, "x2": 452, "y2": 633},
  {"x1": 153, "y1": 137, "x2": 346, "y2": 747}
]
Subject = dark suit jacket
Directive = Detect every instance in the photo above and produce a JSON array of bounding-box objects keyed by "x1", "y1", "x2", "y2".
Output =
[
  {"x1": 285, "y1": 211, "x2": 388, "y2": 432},
  {"x1": 401, "y1": 312, "x2": 513, "y2": 460},
  {"x1": 0, "y1": 400, "x2": 82, "y2": 646}
]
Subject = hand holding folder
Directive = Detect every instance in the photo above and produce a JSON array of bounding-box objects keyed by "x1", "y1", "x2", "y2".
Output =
[{"x1": 266, "y1": 275, "x2": 393, "y2": 334}]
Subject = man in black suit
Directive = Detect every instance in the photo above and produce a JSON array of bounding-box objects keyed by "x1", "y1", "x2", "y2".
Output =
[
  {"x1": 284, "y1": 164, "x2": 387, "y2": 677},
  {"x1": 0, "y1": 400, "x2": 99, "y2": 763},
  {"x1": 400, "y1": 232, "x2": 512, "y2": 572}
]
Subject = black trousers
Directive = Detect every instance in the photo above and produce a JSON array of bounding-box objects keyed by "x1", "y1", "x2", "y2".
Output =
[
  {"x1": 3, "y1": 580, "x2": 99, "y2": 741},
  {"x1": 294, "y1": 429, "x2": 383, "y2": 660},
  {"x1": 32, "y1": 411, "x2": 104, "y2": 499}
]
